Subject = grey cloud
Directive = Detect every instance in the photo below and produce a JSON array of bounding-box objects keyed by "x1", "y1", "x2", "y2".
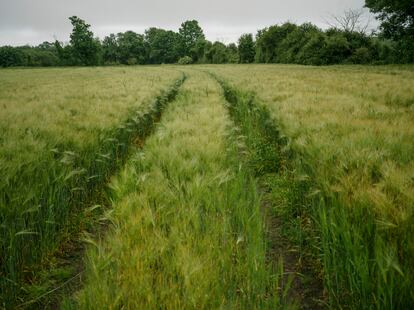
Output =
[{"x1": 0, "y1": 0, "x2": 370, "y2": 45}]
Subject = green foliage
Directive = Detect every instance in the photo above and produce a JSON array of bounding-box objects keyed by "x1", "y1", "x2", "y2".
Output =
[
  {"x1": 350, "y1": 47, "x2": 371, "y2": 64},
  {"x1": 102, "y1": 34, "x2": 119, "y2": 64},
  {"x1": 178, "y1": 20, "x2": 205, "y2": 60},
  {"x1": 177, "y1": 55, "x2": 193, "y2": 65},
  {"x1": 0, "y1": 46, "x2": 24, "y2": 67},
  {"x1": 0, "y1": 44, "x2": 59, "y2": 67},
  {"x1": 145, "y1": 28, "x2": 181, "y2": 64},
  {"x1": 25, "y1": 49, "x2": 59, "y2": 66},
  {"x1": 296, "y1": 32, "x2": 328, "y2": 65},
  {"x1": 365, "y1": 0, "x2": 414, "y2": 39},
  {"x1": 1, "y1": 15, "x2": 413, "y2": 67},
  {"x1": 68, "y1": 16, "x2": 100, "y2": 66},
  {"x1": 226, "y1": 43, "x2": 239, "y2": 63},
  {"x1": 365, "y1": 0, "x2": 414, "y2": 62},
  {"x1": 238, "y1": 34, "x2": 255, "y2": 63},
  {"x1": 276, "y1": 23, "x2": 320, "y2": 63},
  {"x1": 205, "y1": 42, "x2": 231, "y2": 64},
  {"x1": 255, "y1": 23, "x2": 297, "y2": 63},
  {"x1": 323, "y1": 30, "x2": 352, "y2": 64},
  {"x1": 116, "y1": 31, "x2": 146, "y2": 65},
  {"x1": 190, "y1": 38, "x2": 209, "y2": 63},
  {"x1": 253, "y1": 19, "x2": 414, "y2": 65},
  {"x1": 54, "y1": 40, "x2": 76, "y2": 65}
]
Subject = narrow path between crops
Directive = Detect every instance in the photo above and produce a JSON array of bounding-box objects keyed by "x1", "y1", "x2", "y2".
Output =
[
  {"x1": 211, "y1": 71, "x2": 325, "y2": 309},
  {"x1": 260, "y1": 189, "x2": 325, "y2": 309}
]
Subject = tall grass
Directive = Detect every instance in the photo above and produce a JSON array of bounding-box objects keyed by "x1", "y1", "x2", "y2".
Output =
[
  {"x1": 0, "y1": 67, "x2": 184, "y2": 307},
  {"x1": 207, "y1": 65, "x2": 414, "y2": 308},
  {"x1": 74, "y1": 70, "x2": 289, "y2": 309}
]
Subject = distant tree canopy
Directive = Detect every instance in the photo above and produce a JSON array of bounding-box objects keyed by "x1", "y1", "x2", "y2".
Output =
[
  {"x1": 116, "y1": 31, "x2": 146, "y2": 65},
  {"x1": 69, "y1": 16, "x2": 100, "y2": 65},
  {"x1": 145, "y1": 28, "x2": 181, "y2": 64},
  {"x1": 0, "y1": 12, "x2": 413, "y2": 67},
  {"x1": 0, "y1": 43, "x2": 60, "y2": 67},
  {"x1": 178, "y1": 20, "x2": 205, "y2": 58},
  {"x1": 238, "y1": 34, "x2": 255, "y2": 63}
]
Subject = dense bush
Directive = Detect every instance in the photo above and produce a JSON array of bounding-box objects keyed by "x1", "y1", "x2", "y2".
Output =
[
  {"x1": 205, "y1": 42, "x2": 230, "y2": 64},
  {"x1": 0, "y1": 45, "x2": 60, "y2": 67},
  {"x1": 0, "y1": 46, "x2": 24, "y2": 67},
  {"x1": 350, "y1": 47, "x2": 371, "y2": 64},
  {"x1": 177, "y1": 56, "x2": 193, "y2": 65},
  {"x1": 296, "y1": 32, "x2": 327, "y2": 65},
  {"x1": 117, "y1": 31, "x2": 146, "y2": 65}
]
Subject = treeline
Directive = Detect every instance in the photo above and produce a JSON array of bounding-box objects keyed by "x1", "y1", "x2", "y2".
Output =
[
  {"x1": 0, "y1": 18, "x2": 240, "y2": 67},
  {"x1": 1, "y1": 1, "x2": 413, "y2": 67},
  {"x1": 255, "y1": 23, "x2": 412, "y2": 65},
  {"x1": 0, "y1": 43, "x2": 59, "y2": 67}
]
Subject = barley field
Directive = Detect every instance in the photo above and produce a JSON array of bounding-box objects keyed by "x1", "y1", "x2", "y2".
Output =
[
  {"x1": 0, "y1": 66, "x2": 182, "y2": 306},
  {"x1": 203, "y1": 64, "x2": 414, "y2": 308},
  {"x1": 1, "y1": 65, "x2": 413, "y2": 309},
  {"x1": 75, "y1": 70, "x2": 285, "y2": 309}
]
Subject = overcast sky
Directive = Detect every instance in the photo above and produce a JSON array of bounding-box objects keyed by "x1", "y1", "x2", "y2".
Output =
[{"x1": 0, "y1": 0, "x2": 375, "y2": 46}]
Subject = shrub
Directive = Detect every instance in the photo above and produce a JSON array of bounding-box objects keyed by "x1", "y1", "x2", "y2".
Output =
[
  {"x1": 0, "y1": 46, "x2": 24, "y2": 67},
  {"x1": 350, "y1": 47, "x2": 371, "y2": 64},
  {"x1": 177, "y1": 56, "x2": 193, "y2": 65},
  {"x1": 127, "y1": 57, "x2": 137, "y2": 65}
]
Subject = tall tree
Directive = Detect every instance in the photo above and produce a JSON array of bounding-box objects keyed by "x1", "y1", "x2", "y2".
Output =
[
  {"x1": 255, "y1": 23, "x2": 297, "y2": 63},
  {"x1": 238, "y1": 34, "x2": 255, "y2": 63},
  {"x1": 276, "y1": 23, "x2": 320, "y2": 63},
  {"x1": 227, "y1": 43, "x2": 239, "y2": 63},
  {"x1": 205, "y1": 41, "x2": 228, "y2": 64},
  {"x1": 365, "y1": 0, "x2": 414, "y2": 39},
  {"x1": 102, "y1": 34, "x2": 119, "y2": 64},
  {"x1": 179, "y1": 20, "x2": 205, "y2": 59},
  {"x1": 117, "y1": 31, "x2": 146, "y2": 65},
  {"x1": 365, "y1": 0, "x2": 414, "y2": 61},
  {"x1": 54, "y1": 40, "x2": 75, "y2": 65},
  {"x1": 68, "y1": 16, "x2": 100, "y2": 65},
  {"x1": 191, "y1": 38, "x2": 209, "y2": 63},
  {"x1": 145, "y1": 28, "x2": 181, "y2": 64}
]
